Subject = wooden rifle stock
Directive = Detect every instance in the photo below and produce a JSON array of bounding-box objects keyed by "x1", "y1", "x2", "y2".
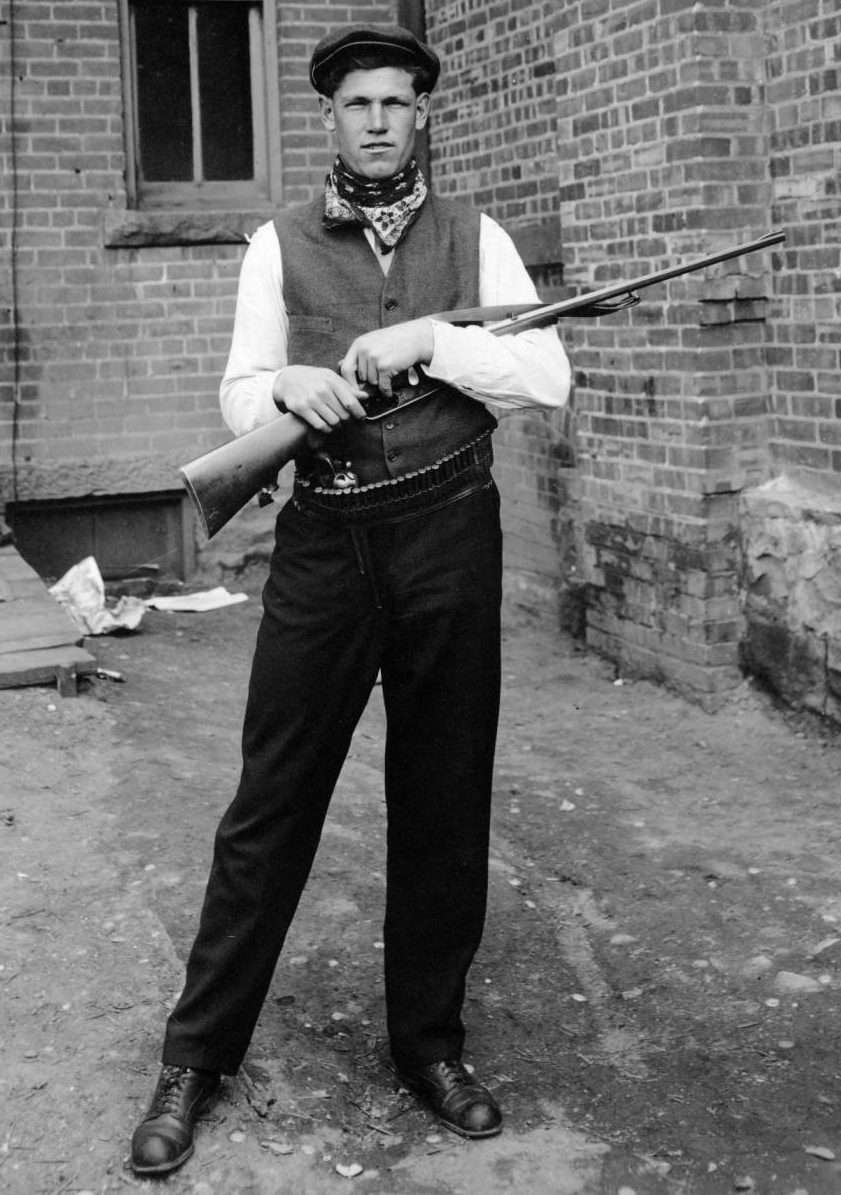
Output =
[
  {"x1": 181, "y1": 229, "x2": 785, "y2": 538},
  {"x1": 180, "y1": 412, "x2": 309, "y2": 538}
]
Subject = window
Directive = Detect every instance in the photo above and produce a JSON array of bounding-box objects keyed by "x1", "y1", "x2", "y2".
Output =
[{"x1": 120, "y1": 0, "x2": 280, "y2": 210}]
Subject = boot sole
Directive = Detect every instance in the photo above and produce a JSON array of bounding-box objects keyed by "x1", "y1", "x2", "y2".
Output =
[{"x1": 439, "y1": 1117, "x2": 503, "y2": 1140}]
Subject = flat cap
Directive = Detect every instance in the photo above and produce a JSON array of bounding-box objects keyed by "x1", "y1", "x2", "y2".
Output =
[{"x1": 309, "y1": 24, "x2": 440, "y2": 93}]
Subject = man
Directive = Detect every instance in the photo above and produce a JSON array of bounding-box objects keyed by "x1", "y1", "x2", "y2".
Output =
[{"x1": 130, "y1": 23, "x2": 570, "y2": 1176}]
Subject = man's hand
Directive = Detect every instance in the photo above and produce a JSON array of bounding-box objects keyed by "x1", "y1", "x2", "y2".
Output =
[
  {"x1": 273, "y1": 366, "x2": 368, "y2": 432},
  {"x1": 339, "y1": 319, "x2": 434, "y2": 397}
]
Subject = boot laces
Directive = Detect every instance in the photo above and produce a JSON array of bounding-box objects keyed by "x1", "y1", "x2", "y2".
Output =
[
  {"x1": 436, "y1": 1059, "x2": 471, "y2": 1089},
  {"x1": 153, "y1": 1066, "x2": 193, "y2": 1115}
]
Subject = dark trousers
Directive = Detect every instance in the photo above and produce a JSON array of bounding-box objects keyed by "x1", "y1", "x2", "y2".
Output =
[{"x1": 162, "y1": 481, "x2": 502, "y2": 1075}]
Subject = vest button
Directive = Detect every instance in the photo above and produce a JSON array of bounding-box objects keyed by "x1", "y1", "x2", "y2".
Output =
[
  {"x1": 384, "y1": 298, "x2": 398, "y2": 311},
  {"x1": 387, "y1": 450, "x2": 399, "y2": 462},
  {"x1": 384, "y1": 421, "x2": 396, "y2": 430}
]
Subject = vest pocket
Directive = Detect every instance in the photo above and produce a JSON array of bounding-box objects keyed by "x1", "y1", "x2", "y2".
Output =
[
  {"x1": 289, "y1": 314, "x2": 334, "y2": 333},
  {"x1": 288, "y1": 314, "x2": 339, "y2": 365}
]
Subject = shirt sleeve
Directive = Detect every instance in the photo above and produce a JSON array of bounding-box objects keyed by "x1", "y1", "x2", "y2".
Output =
[
  {"x1": 219, "y1": 221, "x2": 288, "y2": 436},
  {"x1": 424, "y1": 213, "x2": 571, "y2": 411}
]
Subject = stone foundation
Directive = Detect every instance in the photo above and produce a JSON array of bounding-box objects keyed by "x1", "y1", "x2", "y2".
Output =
[{"x1": 740, "y1": 474, "x2": 841, "y2": 721}]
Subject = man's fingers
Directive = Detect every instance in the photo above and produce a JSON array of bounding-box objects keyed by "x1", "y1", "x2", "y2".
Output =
[
  {"x1": 338, "y1": 359, "x2": 379, "y2": 409},
  {"x1": 300, "y1": 408, "x2": 337, "y2": 432},
  {"x1": 355, "y1": 355, "x2": 378, "y2": 387},
  {"x1": 341, "y1": 347, "x2": 381, "y2": 387},
  {"x1": 294, "y1": 396, "x2": 345, "y2": 431},
  {"x1": 316, "y1": 383, "x2": 368, "y2": 425},
  {"x1": 338, "y1": 352, "x2": 359, "y2": 387},
  {"x1": 340, "y1": 339, "x2": 417, "y2": 401},
  {"x1": 277, "y1": 365, "x2": 367, "y2": 428},
  {"x1": 320, "y1": 404, "x2": 343, "y2": 427},
  {"x1": 339, "y1": 394, "x2": 368, "y2": 419},
  {"x1": 345, "y1": 352, "x2": 395, "y2": 396},
  {"x1": 331, "y1": 375, "x2": 368, "y2": 418}
]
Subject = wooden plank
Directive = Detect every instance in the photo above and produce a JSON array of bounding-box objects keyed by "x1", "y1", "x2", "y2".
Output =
[
  {"x1": 0, "y1": 645, "x2": 97, "y2": 693},
  {"x1": 0, "y1": 562, "x2": 41, "y2": 587},
  {"x1": 0, "y1": 549, "x2": 90, "y2": 693},
  {"x1": 0, "y1": 547, "x2": 41, "y2": 580},
  {"x1": 0, "y1": 550, "x2": 50, "y2": 600},
  {"x1": 0, "y1": 602, "x2": 82, "y2": 655},
  {"x1": 10, "y1": 581, "x2": 46, "y2": 601},
  {"x1": 0, "y1": 576, "x2": 47, "y2": 601}
]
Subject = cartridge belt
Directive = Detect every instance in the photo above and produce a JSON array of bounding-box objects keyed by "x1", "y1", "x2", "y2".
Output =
[{"x1": 292, "y1": 432, "x2": 493, "y2": 524}]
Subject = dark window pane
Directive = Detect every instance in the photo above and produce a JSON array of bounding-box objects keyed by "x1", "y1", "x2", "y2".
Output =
[
  {"x1": 198, "y1": 3, "x2": 254, "y2": 181},
  {"x1": 135, "y1": 4, "x2": 193, "y2": 181}
]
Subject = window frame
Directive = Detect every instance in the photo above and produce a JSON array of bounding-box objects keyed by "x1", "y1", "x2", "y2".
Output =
[{"x1": 118, "y1": 0, "x2": 282, "y2": 212}]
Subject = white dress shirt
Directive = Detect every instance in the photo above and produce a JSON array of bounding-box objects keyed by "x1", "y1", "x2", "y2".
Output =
[{"x1": 220, "y1": 213, "x2": 571, "y2": 436}]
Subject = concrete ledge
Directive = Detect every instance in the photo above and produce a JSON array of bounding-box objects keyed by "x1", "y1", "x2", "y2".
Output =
[{"x1": 102, "y1": 208, "x2": 265, "y2": 248}]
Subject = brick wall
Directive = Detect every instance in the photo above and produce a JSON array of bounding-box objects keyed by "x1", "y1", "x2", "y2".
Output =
[
  {"x1": 0, "y1": 1, "x2": 394, "y2": 514},
  {"x1": 736, "y1": 0, "x2": 841, "y2": 714},
  {"x1": 549, "y1": 0, "x2": 839, "y2": 702},
  {"x1": 426, "y1": 0, "x2": 572, "y2": 600},
  {"x1": 427, "y1": 0, "x2": 560, "y2": 224},
  {"x1": 551, "y1": 0, "x2": 780, "y2": 702},
  {"x1": 544, "y1": 0, "x2": 774, "y2": 697},
  {"x1": 765, "y1": 0, "x2": 841, "y2": 477}
]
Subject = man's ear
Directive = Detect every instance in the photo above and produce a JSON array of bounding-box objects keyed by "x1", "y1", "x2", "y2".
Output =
[
  {"x1": 415, "y1": 92, "x2": 430, "y2": 131},
  {"x1": 318, "y1": 95, "x2": 335, "y2": 132}
]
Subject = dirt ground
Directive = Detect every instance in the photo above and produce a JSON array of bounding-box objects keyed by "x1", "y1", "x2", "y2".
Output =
[{"x1": 3, "y1": 559, "x2": 841, "y2": 1195}]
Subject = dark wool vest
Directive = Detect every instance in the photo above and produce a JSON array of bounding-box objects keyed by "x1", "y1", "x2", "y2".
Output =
[{"x1": 274, "y1": 194, "x2": 496, "y2": 486}]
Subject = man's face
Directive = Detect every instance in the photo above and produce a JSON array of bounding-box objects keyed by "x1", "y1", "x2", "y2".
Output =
[{"x1": 319, "y1": 66, "x2": 430, "y2": 180}]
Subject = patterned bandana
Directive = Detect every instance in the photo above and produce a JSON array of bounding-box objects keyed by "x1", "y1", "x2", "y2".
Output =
[{"x1": 323, "y1": 156, "x2": 428, "y2": 253}]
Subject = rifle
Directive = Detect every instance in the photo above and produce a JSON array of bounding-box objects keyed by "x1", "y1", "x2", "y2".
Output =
[{"x1": 181, "y1": 229, "x2": 784, "y2": 537}]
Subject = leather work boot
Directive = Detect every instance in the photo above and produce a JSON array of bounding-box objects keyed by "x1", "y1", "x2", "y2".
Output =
[
  {"x1": 130, "y1": 1064, "x2": 221, "y2": 1175},
  {"x1": 396, "y1": 1058, "x2": 502, "y2": 1138}
]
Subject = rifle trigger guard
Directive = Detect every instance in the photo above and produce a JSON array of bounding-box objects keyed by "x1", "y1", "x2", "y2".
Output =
[{"x1": 576, "y1": 291, "x2": 640, "y2": 317}]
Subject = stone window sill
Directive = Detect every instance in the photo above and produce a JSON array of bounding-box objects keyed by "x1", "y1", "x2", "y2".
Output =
[{"x1": 103, "y1": 208, "x2": 273, "y2": 249}]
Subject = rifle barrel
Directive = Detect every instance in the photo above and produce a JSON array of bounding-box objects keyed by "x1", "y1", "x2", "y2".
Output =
[{"x1": 486, "y1": 229, "x2": 786, "y2": 336}]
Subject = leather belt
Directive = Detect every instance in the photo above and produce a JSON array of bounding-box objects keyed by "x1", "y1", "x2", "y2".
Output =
[{"x1": 292, "y1": 432, "x2": 493, "y2": 524}]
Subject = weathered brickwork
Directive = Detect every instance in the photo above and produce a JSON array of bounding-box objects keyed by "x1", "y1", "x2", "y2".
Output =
[
  {"x1": 737, "y1": 0, "x2": 841, "y2": 712},
  {"x1": 546, "y1": 0, "x2": 778, "y2": 699},
  {"x1": 491, "y1": 406, "x2": 576, "y2": 608},
  {"x1": 545, "y1": 0, "x2": 838, "y2": 703},
  {"x1": 765, "y1": 0, "x2": 841, "y2": 475},
  {"x1": 425, "y1": 0, "x2": 571, "y2": 597},
  {"x1": 0, "y1": 0, "x2": 394, "y2": 510},
  {"x1": 427, "y1": 0, "x2": 561, "y2": 224}
]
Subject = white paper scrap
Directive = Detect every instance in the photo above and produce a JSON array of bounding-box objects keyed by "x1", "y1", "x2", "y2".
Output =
[
  {"x1": 49, "y1": 556, "x2": 146, "y2": 635},
  {"x1": 145, "y1": 587, "x2": 248, "y2": 612}
]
